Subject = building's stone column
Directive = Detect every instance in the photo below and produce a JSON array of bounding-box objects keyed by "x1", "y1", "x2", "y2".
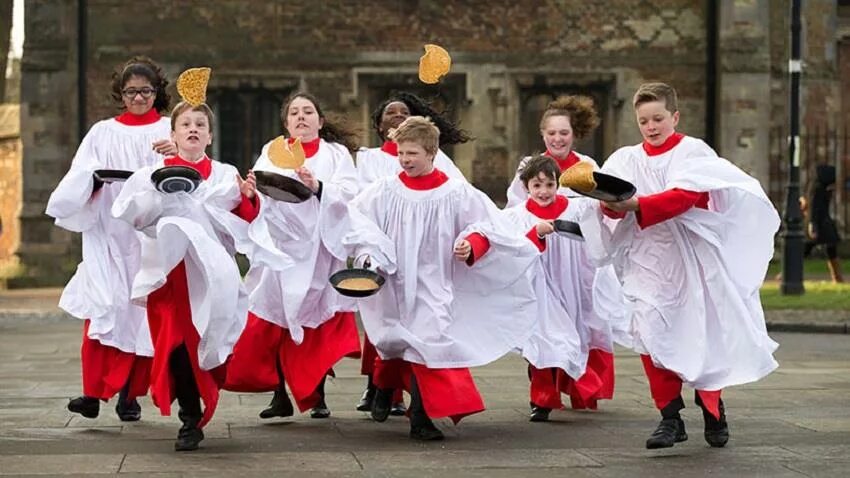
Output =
[{"x1": 14, "y1": 1, "x2": 80, "y2": 286}]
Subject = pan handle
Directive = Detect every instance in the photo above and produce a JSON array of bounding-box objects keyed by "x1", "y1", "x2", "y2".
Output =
[{"x1": 353, "y1": 253, "x2": 372, "y2": 270}]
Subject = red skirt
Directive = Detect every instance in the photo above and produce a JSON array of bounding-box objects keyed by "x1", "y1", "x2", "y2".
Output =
[
  {"x1": 146, "y1": 262, "x2": 226, "y2": 428},
  {"x1": 373, "y1": 358, "x2": 484, "y2": 424},
  {"x1": 529, "y1": 349, "x2": 615, "y2": 410},
  {"x1": 80, "y1": 320, "x2": 151, "y2": 401},
  {"x1": 224, "y1": 311, "x2": 361, "y2": 412}
]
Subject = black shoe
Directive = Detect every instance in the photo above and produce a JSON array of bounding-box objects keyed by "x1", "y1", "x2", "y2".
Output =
[
  {"x1": 646, "y1": 417, "x2": 688, "y2": 449},
  {"x1": 389, "y1": 401, "x2": 407, "y2": 416},
  {"x1": 115, "y1": 398, "x2": 141, "y2": 422},
  {"x1": 529, "y1": 406, "x2": 551, "y2": 422},
  {"x1": 174, "y1": 423, "x2": 204, "y2": 451},
  {"x1": 356, "y1": 386, "x2": 376, "y2": 412},
  {"x1": 68, "y1": 396, "x2": 100, "y2": 419},
  {"x1": 410, "y1": 421, "x2": 445, "y2": 441},
  {"x1": 259, "y1": 389, "x2": 294, "y2": 419},
  {"x1": 702, "y1": 400, "x2": 729, "y2": 448},
  {"x1": 310, "y1": 398, "x2": 331, "y2": 419},
  {"x1": 371, "y1": 388, "x2": 393, "y2": 422}
]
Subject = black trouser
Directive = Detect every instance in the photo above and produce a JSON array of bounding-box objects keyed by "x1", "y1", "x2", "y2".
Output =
[{"x1": 170, "y1": 344, "x2": 201, "y2": 423}]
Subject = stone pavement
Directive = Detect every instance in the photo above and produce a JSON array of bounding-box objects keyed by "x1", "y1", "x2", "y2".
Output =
[{"x1": 1, "y1": 313, "x2": 849, "y2": 477}]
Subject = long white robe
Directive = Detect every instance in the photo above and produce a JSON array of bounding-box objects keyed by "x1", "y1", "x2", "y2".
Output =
[
  {"x1": 577, "y1": 136, "x2": 780, "y2": 390},
  {"x1": 355, "y1": 147, "x2": 466, "y2": 187},
  {"x1": 244, "y1": 139, "x2": 361, "y2": 344},
  {"x1": 338, "y1": 174, "x2": 541, "y2": 368},
  {"x1": 45, "y1": 117, "x2": 171, "y2": 356},
  {"x1": 505, "y1": 152, "x2": 596, "y2": 207},
  {"x1": 111, "y1": 158, "x2": 250, "y2": 371}
]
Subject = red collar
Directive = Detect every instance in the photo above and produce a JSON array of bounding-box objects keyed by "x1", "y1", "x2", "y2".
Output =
[
  {"x1": 398, "y1": 168, "x2": 449, "y2": 190},
  {"x1": 115, "y1": 109, "x2": 161, "y2": 126},
  {"x1": 642, "y1": 132, "x2": 685, "y2": 156},
  {"x1": 381, "y1": 140, "x2": 399, "y2": 157},
  {"x1": 164, "y1": 154, "x2": 212, "y2": 180},
  {"x1": 289, "y1": 136, "x2": 320, "y2": 158},
  {"x1": 545, "y1": 150, "x2": 581, "y2": 172},
  {"x1": 526, "y1": 194, "x2": 568, "y2": 220}
]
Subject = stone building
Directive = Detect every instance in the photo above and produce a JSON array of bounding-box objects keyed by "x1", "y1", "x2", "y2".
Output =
[{"x1": 12, "y1": 0, "x2": 847, "y2": 286}]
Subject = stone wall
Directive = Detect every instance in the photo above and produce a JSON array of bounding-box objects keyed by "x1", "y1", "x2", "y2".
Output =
[
  {"x1": 0, "y1": 104, "x2": 21, "y2": 281},
  {"x1": 16, "y1": 0, "x2": 844, "y2": 285}
]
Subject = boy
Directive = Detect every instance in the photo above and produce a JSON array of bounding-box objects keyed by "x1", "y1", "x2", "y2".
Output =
[
  {"x1": 579, "y1": 82, "x2": 780, "y2": 449},
  {"x1": 112, "y1": 98, "x2": 259, "y2": 451},
  {"x1": 337, "y1": 116, "x2": 541, "y2": 440}
]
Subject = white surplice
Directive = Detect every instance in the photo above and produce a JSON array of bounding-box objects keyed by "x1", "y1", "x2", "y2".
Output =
[
  {"x1": 577, "y1": 136, "x2": 780, "y2": 390},
  {"x1": 505, "y1": 152, "x2": 596, "y2": 208},
  {"x1": 111, "y1": 158, "x2": 251, "y2": 370},
  {"x1": 45, "y1": 117, "x2": 171, "y2": 356},
  {"x1": 244, "y1": 139, "x2": 361, "y2": 344},
  {"x1": 355, "y1": 147, "x2": 466, "y2": 187},
  {"x1": 338, "y1": 173, "x2": 542, "y2": 368}
]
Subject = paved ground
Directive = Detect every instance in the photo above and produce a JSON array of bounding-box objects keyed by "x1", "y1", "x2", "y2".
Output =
[{"x1": 1, "y1": 315, "x2": 848, "y2": 477}]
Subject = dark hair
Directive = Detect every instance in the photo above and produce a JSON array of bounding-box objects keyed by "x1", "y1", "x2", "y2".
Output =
[
  {"x1": 519, "y1": 154, "x2": 560, "y2": 186},
  {"x1": 370, "y1": 91, "x2": 471, "y2": 146},
  {"x1": 110, "y1": 56, "x2": 171, "y2": 114},
  {"x1": 170, "y1": 101, "x2": 215, "y2": 132},
  {"x1": 281, "y1": 92, "x2": 359, "y2": 153},
  {"x1": 539, "y1": 95, "x2": 600, "y2": 140}
]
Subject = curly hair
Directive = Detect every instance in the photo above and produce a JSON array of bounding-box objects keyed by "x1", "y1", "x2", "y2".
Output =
[
  {"x1": 539, "y1": 95, "x2": 600, "y2": 140},
  {"x1": 281, "y1": 92, "x2": 360, "y2": 153},
  {"x1": 371, "y1": 91, "x2": 471, "y2": 146},
  {"x1": 109, "y1": 56, "x2": 171, "y2": 114}
]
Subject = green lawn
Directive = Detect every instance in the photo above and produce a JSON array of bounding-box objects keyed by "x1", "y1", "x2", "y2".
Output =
[
  {"x1": 766, "y1": 258, "x2": 850, "y2": 278},
  {"x1": 760, "y1": 280, "x2": 850, "y2": 310}
]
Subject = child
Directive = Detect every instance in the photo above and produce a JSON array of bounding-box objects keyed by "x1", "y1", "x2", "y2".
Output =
[
  {"x1": 353, "y1": 91, "x2": 468, "y2": 415},
  {"x1": 578, "y1": 82, "x2": 780, "y2": 449},
  {"x1": 504, "y1": 96, "x2": 626, "y2": 411},
  {"x1": 112, "y1": 96, "x2": 259, "y2": 451},
  {"x1": 469, "y1": 155, "x2": 623, "y2": 421},
  {"x1": 45, "y1": 56, "x2": 176, "y2": 422},
  {"x1": 223, "y1": 92, "x2": 362, "y2": 420},
  {"x1": 337, "y1": 116, "x2": 542, "y2": 440}
]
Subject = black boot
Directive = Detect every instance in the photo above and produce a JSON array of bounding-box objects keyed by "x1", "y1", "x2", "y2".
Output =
[
  {"x1": 171, "y1": 345, "x2": 204, "y2": 451},
  {"x1": 409, "y1": 375, "x2": 443, "y2": 441},
  {"x1": 371, "y1": 387, "x2": 393, "y2": 422},
  {"x1": 310, "y1": 376, "x2": 331, "y2": 419},
  {"x1": 696, "y1": 393, "x2": 729, "y2": 448},
  {"x1": 259, "y1": 386, "x2": 294, "y2": 419},
  {"x1": 115, "y1": 381, "x2": 141, "y2": 422},
  {"x1": 645, "y1": 396, "x2": 688, "y2": 449},
  {"x1": 356, "y1": 376, "x2": 376, "y2": 412},
  {"x1": 68, "y1": 396, "x2": 100, "y2": 419},
  {"x1": 529, "y1": 404, "x2": 551, "y2": 422}
]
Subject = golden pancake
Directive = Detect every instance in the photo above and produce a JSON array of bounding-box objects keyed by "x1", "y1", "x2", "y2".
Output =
[
  {"x1": 267, "y1": 136, "x2": 306, "y2": 169},
  {"x1": 559, "y1": 161, "x2": 597, "y2": 193},
  {"x1": 176, "y1": 67, "x2": 211, "y2": 107},
  {"x1": 418, "y1": 44, "x2": 451, "y2": 84},
  {"x1": 337, "y1": 277, "x2": 379, "y2": 291}
]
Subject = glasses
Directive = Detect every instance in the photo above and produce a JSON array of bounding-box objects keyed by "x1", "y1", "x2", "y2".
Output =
[{"x1": 122, "y1": 87, "x2": 157, "y2": 99}]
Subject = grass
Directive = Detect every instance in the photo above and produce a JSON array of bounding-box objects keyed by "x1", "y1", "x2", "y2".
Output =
[
  {"x1": 760, "y1": 280, "x2": 850, "y2": 310},
  {"x1": 766, "y1": 258, "x2": 850, "y2": 278}
]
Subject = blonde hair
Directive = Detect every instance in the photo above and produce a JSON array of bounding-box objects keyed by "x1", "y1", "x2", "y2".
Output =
[
  {"x1": 633, "y1": 82, "x2": 678, "y2": 113},
  {"x1": 170, "y1": 101, "x2": 215, "y2": 131},
  {"x1": 539, "y1": 95, "x2": 600, "y2": 140},
  {"x1": 388, "y1": 116, "x2": 440, "y2": 155}
]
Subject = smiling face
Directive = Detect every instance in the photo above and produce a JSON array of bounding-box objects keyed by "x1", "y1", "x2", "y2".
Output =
[
  {"x1": 122, "y1": 75, "x2": 156, "y2": 116},
  {"x1": 397, "y1": 140, "x2": 435, "y2": 177},
  {"x1": 635, "y1": 100, "x2": 679, "y2": 147},
  {"x1": 285, "y1": 96, "x2": 323, "y2": 141},
  {"x1": 171, "y1": 109, "x2": 212, "y2": 160},
  {"x1": 380, "y1": 101, "x2": 411, "y2": 136},
  {"x1": 526, "y1": 172, "x2": 558, "y2": 207},
  {"x1": 540, "y1": 115, "x2": 574, "y2": 159}
]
